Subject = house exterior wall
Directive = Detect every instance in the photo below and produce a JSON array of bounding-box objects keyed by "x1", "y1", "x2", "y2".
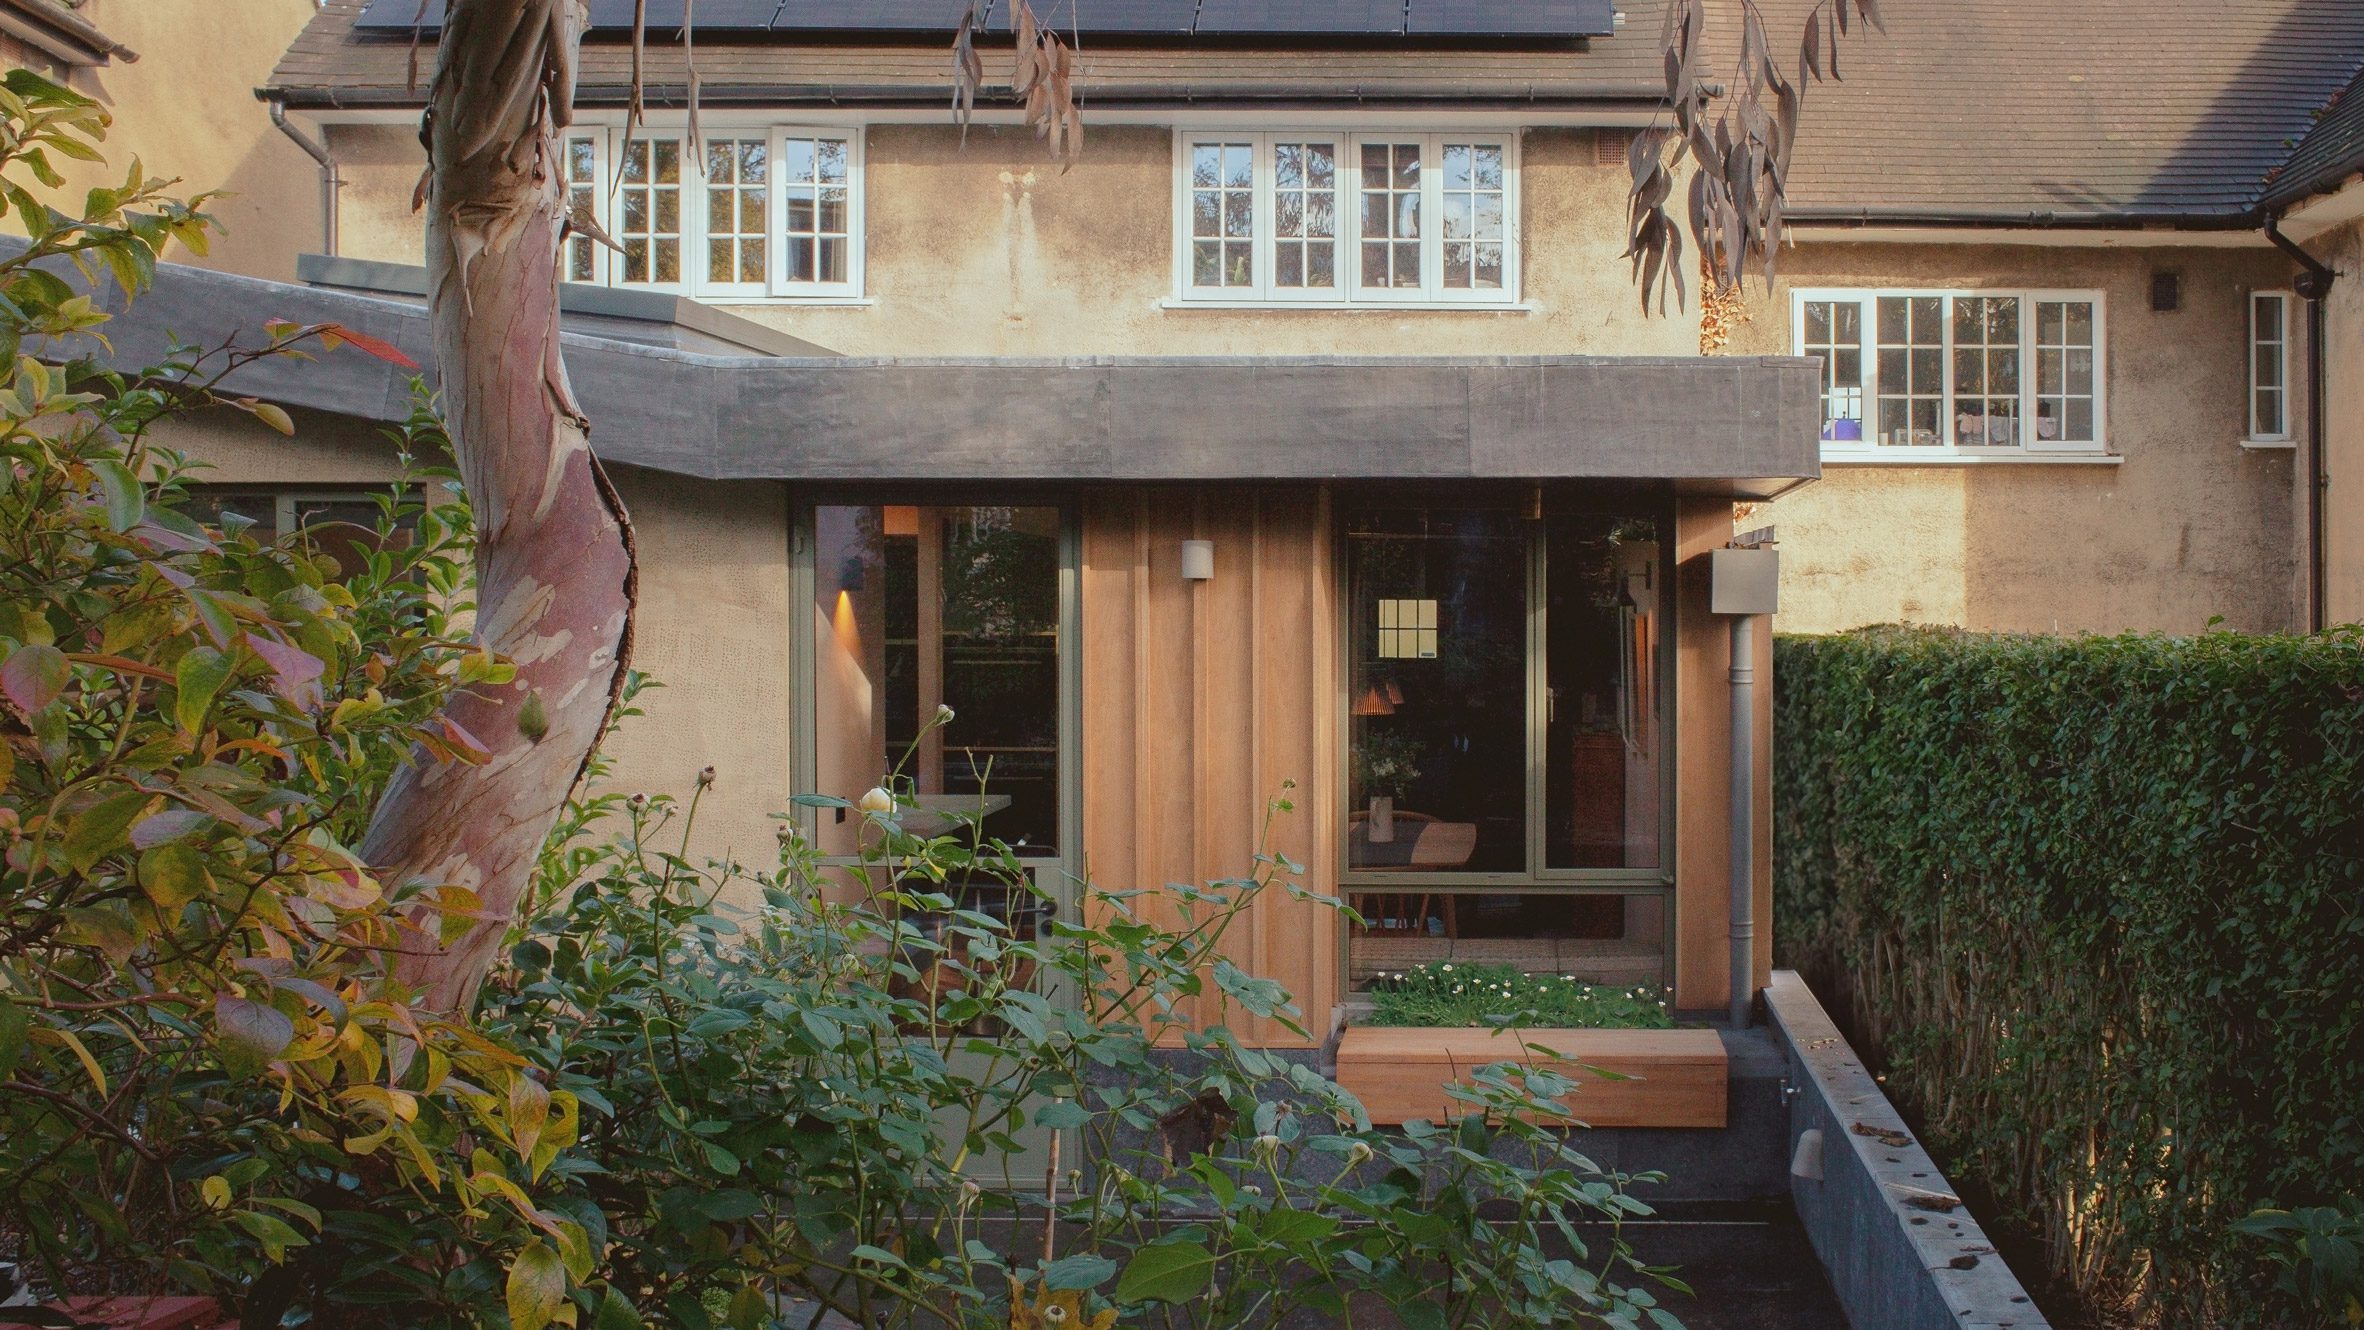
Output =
[
  {"x1": 324, "y1": 121, "x2": 1702, "y2": 358},
  {"x1": 12, "y1": 0, "x2": 325, "y2": 281},
  {"x1": 2320, "y1": 219, "x2": 2364, "y2": 628},
  {"x1": 1728, "y1": 242, "x2": 2303, "y2": 635}
]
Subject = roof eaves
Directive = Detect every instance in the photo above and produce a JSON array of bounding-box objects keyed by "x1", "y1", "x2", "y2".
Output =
[{"x1": 0, "y1": 0, "x2": 136, "y2": 66}]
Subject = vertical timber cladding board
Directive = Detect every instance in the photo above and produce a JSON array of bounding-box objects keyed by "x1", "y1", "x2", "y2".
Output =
[
  {"x1": 1670, "y1": 497, "x2": 1776, "y2": 1012},
  {"x1": 1081, "y1": 487, "x2": 1338, "y2": 1048}
]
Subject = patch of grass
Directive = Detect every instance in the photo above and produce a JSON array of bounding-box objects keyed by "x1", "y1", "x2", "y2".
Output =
[{"x1": 1362, "y1": 963, "x2": 1675, "y2": 1029}]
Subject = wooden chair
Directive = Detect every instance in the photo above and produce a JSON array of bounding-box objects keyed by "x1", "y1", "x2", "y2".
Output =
[{"x1": 1347, "y1": 811, "x2": 1459, "y2": 937}]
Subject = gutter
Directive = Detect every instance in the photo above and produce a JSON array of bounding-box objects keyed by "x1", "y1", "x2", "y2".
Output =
[
  {"x1": 1788, "y1": 207, "x2": 2261, "y2": 233},
  {"x1": 0, "y1": 0, "x2": 136, "y2": 66},
  {"x1": 260, "y1": 83, "x2": 1669, "y2": 113},
  {"x1": 268, "y1": 100, "x2": 339, "y2": 259},
  {"x1": 2265, "y1": 217, "x2": 2337, "y2": 633}
]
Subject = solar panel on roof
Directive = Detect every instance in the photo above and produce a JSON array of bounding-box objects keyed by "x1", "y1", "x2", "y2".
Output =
[
  {"x1": 351, "y1": 0, "x2": 444, "y2": 29},
  {"x1": 354, "y1": 0, "x2": 780, "y2": 32},
  {"x1": 982, "y1": 0, "x2": 1196, "y2": 35},
  {"x1": 1404, "y1": 0, "x2": 1615, "y2": 38},
  {"x1": 770, "y1": 0, "x2": 970, "y2": 31},
  {"x1": 589, "y1": 0, "x2": 781, "y2": 29},
  {"x1": 1193, "y1": 0, "x2": 1406, "y2": 37}
]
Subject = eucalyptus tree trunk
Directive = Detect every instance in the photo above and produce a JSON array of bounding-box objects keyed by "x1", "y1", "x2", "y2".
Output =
[{"x1": 364, "y1": 0, "x2": 636, "y2": 1013}]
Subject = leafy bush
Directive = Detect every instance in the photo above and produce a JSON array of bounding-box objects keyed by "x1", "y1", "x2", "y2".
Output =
[
  {"x1": 2235, "y1": 1200, "x2": 2364, "y2": 1325},
  {"x1": 483, "y1": 741, "x2": 1693, "y2": 1329},
  {"x1": 1774, "y1": 625, "x2": 2364, "y2": 1328},
  {"x1": 0, "y1": 73, "x2": 595, "y2": 1327},
  {"x1": 1363, "y1": 964, "x2": 1674, "y2": 1030}
]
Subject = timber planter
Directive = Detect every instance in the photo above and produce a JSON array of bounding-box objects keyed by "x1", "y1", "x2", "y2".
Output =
[{"x1": 1335, "y1": 1026, "x2": 1728, "y2": 1128}]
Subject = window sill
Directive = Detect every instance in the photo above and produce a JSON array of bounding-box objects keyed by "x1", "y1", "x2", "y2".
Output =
[
  {"x1": 702, "y1": 296, "x2": 876, "y2": 308},
  {"x1": 2239, "y1": 437, "x2": 2298, "y2": 451},
  {"x1": 1159, "y1": 297, "x2": 1533, "y2": 313},
  {"x1": 1819, "y1": 451, "x2": 2123, "y2": 467}
]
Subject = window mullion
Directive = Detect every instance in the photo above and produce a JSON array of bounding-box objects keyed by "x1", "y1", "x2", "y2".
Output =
[
  {"x1": 1422, "y1": 133, "x2": 1443, "y2": 303},
  {"x1": 2017, "y1": 293, "x2": 2037, "y2": 452},
  {"x1": 1255, "y1": 132, "x2": 1275, "y2": 301},
  {"x1": 1939, "y1": 294, "x2": 1957, "y2": 453}
]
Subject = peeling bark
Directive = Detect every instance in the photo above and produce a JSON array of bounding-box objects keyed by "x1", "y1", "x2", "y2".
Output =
[{"x1": 365, "y1": 0, "x2": 636, "y2": 1014}]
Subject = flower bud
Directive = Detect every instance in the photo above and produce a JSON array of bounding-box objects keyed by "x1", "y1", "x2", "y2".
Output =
[
  {"x1": 859, "y1": 786, "x2": 896, "y2": 814},
  {"x1": 1253, "y1": 1133, "x2": 1283, "y2": 1159},
  {"x1": 935, "y1": 702, "x2": 956, "y2": 724},
  {"x1": 1345, "y1": 1141, "x2": 1373, "y2": 1165}
]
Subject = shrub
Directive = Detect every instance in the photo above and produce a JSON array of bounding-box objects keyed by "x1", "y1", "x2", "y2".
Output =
[
  {"x1": 1773, "y1": 625, "x2": 2364, "y2": 1328},
  {"x1": 1363, "y1": 964, "x2": 1674, "y2": 1030},
  {"x1": 0, "y1": 74, "x2": 594, "y2": 1327},
  {"x1": 483, "y1": 741, "x2": 1694, "y2": 1329}
]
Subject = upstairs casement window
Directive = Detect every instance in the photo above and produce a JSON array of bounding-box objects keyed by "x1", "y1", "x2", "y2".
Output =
[
  {"x1": 2248, "y1": 291, "x2": 2294, "y2": 444},
  {"x1": 557, "y1": 125, "x2": 863, "y2": 301},
  {"x1": 1795, "y1": 289, "x2": 2108, "y2": 457},
  {"x1": 1174, "y1": 131, "x2": 1518, "y2": 306}
]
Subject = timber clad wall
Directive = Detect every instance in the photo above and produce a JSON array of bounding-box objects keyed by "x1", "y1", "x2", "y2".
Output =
[
  {"x1": 1081, "y1": 487, "x2": 1338, "y2": 1047},
  {"x1": 1672, "y1": 498, "x2": 1774, "y2": 1010}
]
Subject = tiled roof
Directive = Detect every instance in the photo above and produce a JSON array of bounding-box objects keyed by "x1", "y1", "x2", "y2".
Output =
[
  {"x1": 1774, "y1": 0, "x2": 2364, "y2": 225},
  {"x1": 263, "y1": 0, "x2": 2364, "y2": 224},
  {"x1": 263, "y1": 0, "x2": 1670, "y2": 108},
  {"x1": 2262, "y1": 67, "x2": 2364, "y2": 209}
]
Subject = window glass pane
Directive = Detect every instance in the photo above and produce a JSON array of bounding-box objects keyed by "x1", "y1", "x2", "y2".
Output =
[
  {"x1": 811, "y1": 505, "x2": 1062, "y2": 859},
  {"x1": 1350, "y1": 891, "x2": 1668, "y2": 991},
  {"x1": 2034, "y1": 298, "x2": 2098, "y2": 444},
  {"x1": 1952, "y1": 294, "x2": 2021, "y2": 446},
  {"x1": 2254, "y1": 292, "x2": 2285, "y2": 342},
  {"x1": 1359, "y1": 142, "x2": 1423, "y2": 289},
  {"x1": 1437, "y1": 142, "x2": 1505, "y2": 290},
  {"x1": 1273, "y1": 140, "x2": 1338, "y2": 291},
  {"x1": 1545, "y1": 515, "x2": 1661, "y2": 870},
  {"x1": 703, "y1": 136, "x2": 768, "y2": 286},
  {"x1": 1345, "y1": 508, "x2": 1525, "y2": 873},
  {"x1": 1875, "y1": 296, "x2": 1943, "y2": 446},
  {"x1": 1188, "y1": 140, "x2": 1255, "y2": 288},
  {"x1": 780, "y1": 135, "x2": 853, "y2": 287},
  {"x1": 615, "y1": 136, "x2": 684, "y2": 284},
  {"x1": 184, "y1": 490, "x2": 281, "y2": 540},
  {"x1": 562, "y1": 136, "x2": 599, "y2": 281}
]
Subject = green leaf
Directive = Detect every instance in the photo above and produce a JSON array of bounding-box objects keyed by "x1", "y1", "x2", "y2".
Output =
[
  {"x1": 215, "y1": 994, "x2": 295, "y2": 1073},
  {"x1": 724, "y1": 1285, "x2": 767, "y2": 1330},
  {"x1": 1115, "y1": 1239, "x2": 1216, "y2": 1305},
  {"x1": 1042, "y1": 1254, "x2": 1117, "y2": 1291},
  {"x1": 64, "y1": 790, "x2": 149, "y2": 873},
  {"x1": 506, "y1": 1239, "x2": 568, "y2": 1330},
  {"x1": 1, "y1": 642, "x2": 67, "y2": 712},
  {"x1": 137, "y1": 842, "x2": 208, "y2": 909},
  {"x1": 89, "y1": 457, "x2": 141, "y2": 530},
  {"x1": 173, "y1": 646, "x2": 232, "y2": 733},
  {"x1": 0, "y1": 1000, "x2": 27, "y2": 1080},
  {"x1": 592, "y1": 1288, "x2": 644, "y2": 1330}
]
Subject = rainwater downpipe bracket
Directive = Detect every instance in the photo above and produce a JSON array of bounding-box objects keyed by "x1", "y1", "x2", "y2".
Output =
[
  {"x1": 1709, "y1": 541, "x2": 1780, "y2": 1028},
  {"x1": 2265, "y1": 217, "x2": 2335, "y2": 632}
]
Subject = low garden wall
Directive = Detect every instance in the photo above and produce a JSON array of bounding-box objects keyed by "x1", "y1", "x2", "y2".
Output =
[{"x1": 1772, "y1": 625, "x2": 2364, "y2": 1328}]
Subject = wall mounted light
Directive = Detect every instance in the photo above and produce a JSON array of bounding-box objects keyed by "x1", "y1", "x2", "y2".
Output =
[
  {"x1": 1181, "y1": 539, "x2": 1214, "y2": 582},
  {"x1": 838, "y1": 553, "x2": 866, "y2": 594}
]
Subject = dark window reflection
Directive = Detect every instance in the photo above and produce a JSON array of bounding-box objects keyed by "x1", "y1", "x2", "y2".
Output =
[
  {"x1": 1544, "y1": 515, "x2": 1662, "y2": 869},
  {"x1": 1345, "y1": 508, "x2": 1526, "y2": 873},
  {"x1": 813, "y1": 505, "x2": 1061, "y2": 858}
]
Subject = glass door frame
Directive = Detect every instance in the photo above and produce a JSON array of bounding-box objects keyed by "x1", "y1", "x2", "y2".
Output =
[
  {"x1": 788, "y1": 487, "x2": 1083, "y2": 896},
  {"x1": 1333, "y1": 487, "x2": 1679, "y2": 981}
]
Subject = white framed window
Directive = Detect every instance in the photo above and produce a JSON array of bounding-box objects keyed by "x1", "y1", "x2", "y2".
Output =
[
  {"x1": 557, "y1": 124, "x2": 864, "y2": 302},
  {"x1": 1794, "y1": 288, "x2": 2108, "y2": 458},
  {"x1": 2248, "y1": 291, "x2": 2293, "y2": 444},
  {"x1": 1172, "y1": 130, "x2": 1518, "y2": 307}
]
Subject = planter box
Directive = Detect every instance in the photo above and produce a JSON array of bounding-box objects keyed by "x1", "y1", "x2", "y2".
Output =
[
  {"x1": 6, "y1": 1298, "x2": 230, "y2": 1330},
  {"x1": 1335, "y1": 1026, "x2": 1727, "y2": 1128}
]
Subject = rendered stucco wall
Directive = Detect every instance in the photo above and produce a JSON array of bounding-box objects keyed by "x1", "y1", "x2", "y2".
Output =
[
  {"x1": 147, "y1": 411, "x2": 798, "y2": 878},
  {"x1": 13, "y1": 0, "x2": 324, "y2": 281},
  {"x1": 326, "y1": 121, "x2": 1700, "y2": 358},
  {"x1": 1729, "y1": 243, "x2": 2302, "y2": 635},
  {"x1": 2321, "y1": 220, "x2": 2364, "y2": 628}
]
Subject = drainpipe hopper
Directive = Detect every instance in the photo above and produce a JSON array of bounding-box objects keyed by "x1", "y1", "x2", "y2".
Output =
[{"x1": 1710, "y1": 540, "x2": 1779, "y2": 1028}]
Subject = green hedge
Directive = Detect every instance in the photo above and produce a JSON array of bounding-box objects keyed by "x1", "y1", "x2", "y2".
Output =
[{"x1": 1773, "y1": 626, "x2": 2364, "y2": 1328}]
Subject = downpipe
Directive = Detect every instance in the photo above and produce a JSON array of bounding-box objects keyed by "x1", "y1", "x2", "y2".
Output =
[
  {"x1": 269, "y1": 100, "x2": 339, "y2": 258},
  {"x1": 1729, "y1": 613, "x2": 1756, "y2": 1029},
  {"x1": 2265, "y1": 217, "x2": 2335, "y2": 632}
]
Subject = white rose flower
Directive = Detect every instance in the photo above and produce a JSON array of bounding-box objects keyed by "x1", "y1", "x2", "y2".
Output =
[{"x1": 858, "y1": 786, "x2": 895, "y2": 814}]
